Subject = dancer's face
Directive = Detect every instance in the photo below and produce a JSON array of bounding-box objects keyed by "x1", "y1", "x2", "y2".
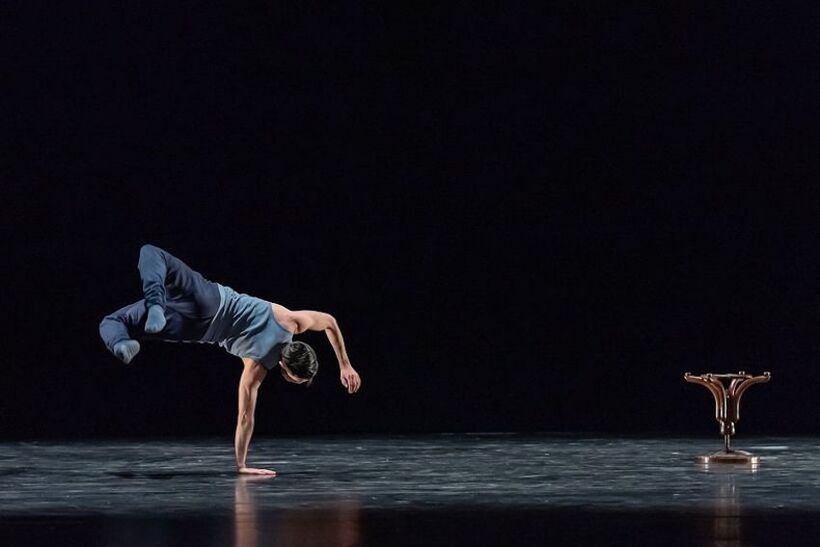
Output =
[{"x1": 279, "y1": 361, "x2": 309, "y2": 384}]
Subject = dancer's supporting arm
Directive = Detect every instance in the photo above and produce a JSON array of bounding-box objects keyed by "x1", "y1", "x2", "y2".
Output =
[
  {"x1": 235, "y1": 359, "x2": 275, "y2": 475},
  {"x1": 291, "y1": 311, "x2": 361, "y2": 394}
]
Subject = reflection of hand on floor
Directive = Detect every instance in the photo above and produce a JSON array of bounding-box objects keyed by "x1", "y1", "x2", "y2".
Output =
[
  {"x1": 234, "y1": 476, "x2": 260, "y2": 547},
  {"x1": 234, "y1": 476, "x2": 362, "y2": 547}
]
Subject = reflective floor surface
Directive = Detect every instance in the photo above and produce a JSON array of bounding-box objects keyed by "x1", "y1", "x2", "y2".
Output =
[{"x1": 2, "y1": 435, "x2": 819, "y2": 545}]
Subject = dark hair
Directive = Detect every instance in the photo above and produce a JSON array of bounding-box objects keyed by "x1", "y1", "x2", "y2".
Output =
[{"x1": 281, "y1": 341, "x2": 319, "y2": 386}]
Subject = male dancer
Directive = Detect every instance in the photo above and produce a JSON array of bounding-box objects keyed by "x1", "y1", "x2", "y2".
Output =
[{"x1": 99, "y1": 244, "x2": 361, "y2": 475}]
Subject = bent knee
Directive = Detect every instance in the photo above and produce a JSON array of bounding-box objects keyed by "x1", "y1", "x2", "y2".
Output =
[{"x1": 140, "y1": 243, "x2": 160, "y2": 254}]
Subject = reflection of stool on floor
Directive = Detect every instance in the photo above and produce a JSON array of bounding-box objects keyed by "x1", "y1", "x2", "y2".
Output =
[{"x1": 684, "y1": 371, "x2": 771, "y2": 464}]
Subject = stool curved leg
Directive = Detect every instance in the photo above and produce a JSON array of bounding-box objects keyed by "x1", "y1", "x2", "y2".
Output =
[
  {"x1": 684, "y1": 374, "x2": 726, "y2": 432},
  {"x1": 729, "y1": 374, "x2": 771, "y2": 426}
]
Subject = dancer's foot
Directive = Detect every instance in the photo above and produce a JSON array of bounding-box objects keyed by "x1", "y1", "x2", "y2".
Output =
[
  {"x1": 113, "y1": 340, "x2": 141, "y2": 364},
  {"x1": 145, "y1": 305, "x2": 166, "y2": 333}
]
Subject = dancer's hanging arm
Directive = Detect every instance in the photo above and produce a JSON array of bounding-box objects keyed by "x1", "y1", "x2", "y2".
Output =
[
  {"x1": 292, "y1": 311, "x2": 361, "y2": 394},
  {"x1": 235, "y1": 359, "x2": 275, "y2": 475}
]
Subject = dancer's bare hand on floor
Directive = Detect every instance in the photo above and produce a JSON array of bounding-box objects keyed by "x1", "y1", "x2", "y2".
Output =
[{"x1": 238, "y1": 466, "x2": 276, "y2": 476}]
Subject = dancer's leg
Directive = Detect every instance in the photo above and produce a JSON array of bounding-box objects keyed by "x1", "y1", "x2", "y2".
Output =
[
  {"x1": 99, "y1": 301, "x2": 146, "y2": 363},
  {"x1": 137, "y1": 244, "x2": 221, "y2": 334},
  {"x1": 139, "y1": 245, "x2": 171, "y2": 332},
  {"x1": 99, "y1": 295, "x2": 214, "y2": 363},
  {"x1": 100, "y1": 246, "x2": 221, "y2": 363}
]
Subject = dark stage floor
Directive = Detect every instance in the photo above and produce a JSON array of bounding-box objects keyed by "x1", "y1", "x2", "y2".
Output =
[{"x1": 1, "y1": 435, "x2": 818, "y2": 546}]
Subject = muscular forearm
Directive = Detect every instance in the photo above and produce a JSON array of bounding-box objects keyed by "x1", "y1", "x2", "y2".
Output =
[
  {"x1": 234, "y1": 417, "x2": 254, "y2": 469},
  {"x1": 322, "y1": 316, "x2": 361, "y2": 394},
  {"x1": 325, "y1": 322, "x2": 351, "y2": 368}
]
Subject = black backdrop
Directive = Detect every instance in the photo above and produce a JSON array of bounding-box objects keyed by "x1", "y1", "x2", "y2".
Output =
[{"x1": 4, "y1": 3, "x2": 820, "y2": 439}]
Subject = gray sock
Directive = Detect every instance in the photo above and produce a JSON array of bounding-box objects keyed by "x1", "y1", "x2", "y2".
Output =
[
  {"x1": 113, "y1": 340, "x2": 141, "y2": 364},
  {"x1": 145, "y1": 305, "x2": 166, "y2": 333}
]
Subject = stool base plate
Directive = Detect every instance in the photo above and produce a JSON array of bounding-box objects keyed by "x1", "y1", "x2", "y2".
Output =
[{"x1": 697, "y1": 449, "x2": 759, "y2": 465}]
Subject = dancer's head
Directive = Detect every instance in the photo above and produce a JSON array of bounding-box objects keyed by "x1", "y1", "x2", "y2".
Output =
[{"x1": 279, "y1": 341, "x2": 318, "y2": 386}]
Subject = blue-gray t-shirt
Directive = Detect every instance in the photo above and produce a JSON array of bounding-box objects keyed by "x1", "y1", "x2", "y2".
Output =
[{"x1": 202, "y1": 284, "x2": 294, "y2": 370}]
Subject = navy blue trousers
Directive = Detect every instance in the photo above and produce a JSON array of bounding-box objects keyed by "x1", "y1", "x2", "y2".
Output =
[{"x1": 99, "y1": 245, "x2": 221, "y2": 353}]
